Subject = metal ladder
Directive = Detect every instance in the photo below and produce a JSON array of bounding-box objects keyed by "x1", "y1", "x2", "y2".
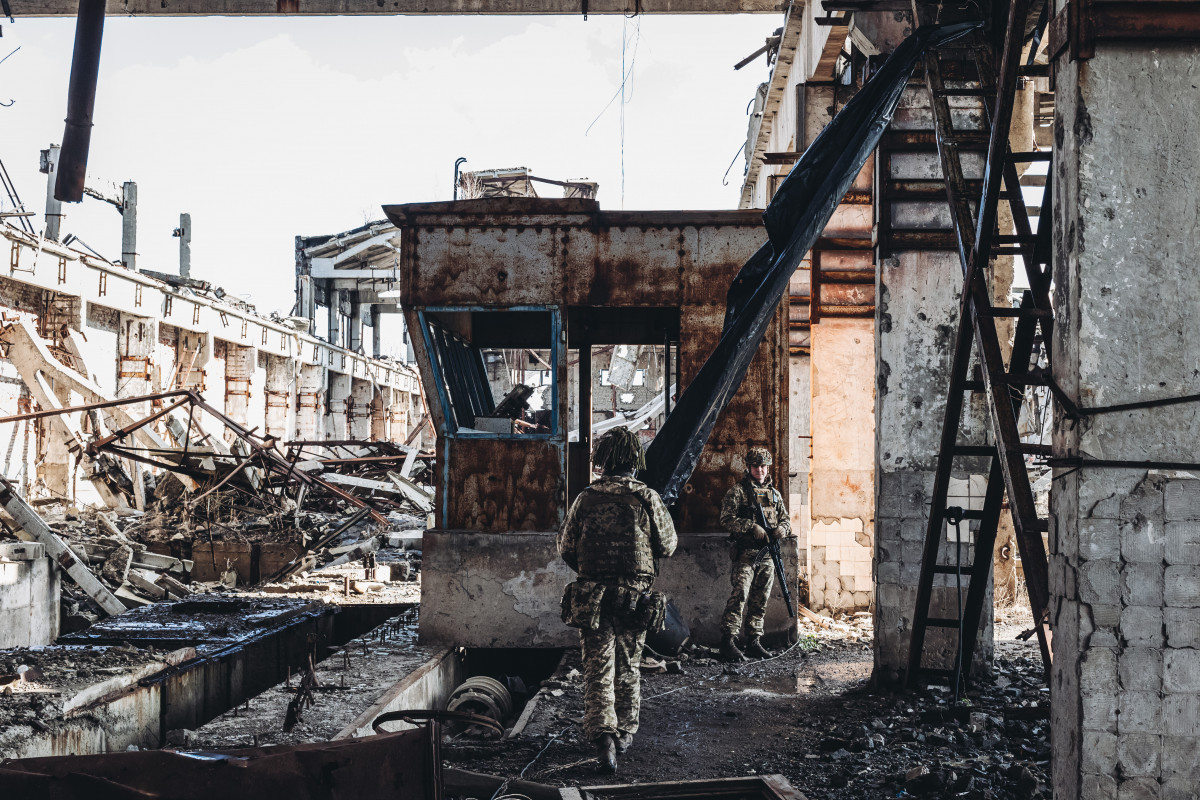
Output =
[{"x1": 905, "y1": 0, "x2": 1055, "y2": 689}]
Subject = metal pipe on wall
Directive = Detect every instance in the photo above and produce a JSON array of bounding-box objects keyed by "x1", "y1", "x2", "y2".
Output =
[{"x1": 55, "y1": 0, "x2": 107, "y2": 203}]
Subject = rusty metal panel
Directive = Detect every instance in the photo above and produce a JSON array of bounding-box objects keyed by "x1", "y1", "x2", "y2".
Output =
[{"x1": 444, "y1": 438, "x2": 564, "y2": 532}]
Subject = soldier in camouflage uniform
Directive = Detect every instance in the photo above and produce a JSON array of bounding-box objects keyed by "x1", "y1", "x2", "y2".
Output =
[
  {"x1": 558, "y1": 427, "x2": 677, "y2": 774},
  {"x1": 718, "y1": 446, "x2": 790, "y2": 662}
]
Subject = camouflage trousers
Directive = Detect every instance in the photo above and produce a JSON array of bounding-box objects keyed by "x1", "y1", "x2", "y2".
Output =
[
  {"x1": 580, "y1": 613, "x2": 648, "y2": 742},
  {"x1": 720, "y1": 545, "x2": 774, "y2": 637}
]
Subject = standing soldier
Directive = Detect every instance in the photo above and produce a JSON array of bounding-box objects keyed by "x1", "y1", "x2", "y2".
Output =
[
  {"x1": 558, "y1": 427, "x2": 677, "y2": 774},
  {"x1": 718, "y1": 446, "x2": 790, "y2": 662}
]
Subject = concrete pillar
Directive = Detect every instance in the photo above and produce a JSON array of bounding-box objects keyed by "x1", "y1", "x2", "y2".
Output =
[
  {"x1": 296, "y1": 363, "x2": 325, "y2": 440},
  {"x1": 1050, "y1": 42, "x2": 1200, "y2": 800},
  {"x1": 371, "y1": 385, "x2": 391, "y2": 441},
  {"x1": 117, "y1": 313, "x2": 155, "y2": 418},
  {"x1": 327, "y1": 372, "x2": 351, "y2": 440},
  {"x1": 349, "y1": 378, "x2": 372, "y2": 440},
  {"x1": 263, "y1": 355, "x2": 295, "y2": 439},
  {"x1": 789, "y1": 351, "x2": 811, "y2": 572},
  {"x1": 370, "y1": 305, "x2": 382, "y2": 358},
  {"x1": 223, "y1": 344, "x2": 256, "y2": 430},
  {"x1": 389, "y1": 393, "x2": 411, "y2": 443},
  {"x1": 121, "y1": 181, "x2": 137, "y2": 272},
  {"x1": 348, "y1": 300, "x2": 363, "y2": 353},
  {"x1": 873, "y1": 252, "x2": 993, "y2": 683},
  {"x1": 808, "y1": 318, "x2": 875, "y2": 612}
]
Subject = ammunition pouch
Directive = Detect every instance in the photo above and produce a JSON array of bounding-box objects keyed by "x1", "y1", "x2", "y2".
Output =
[{"x1": 561, "y1": 580, "x2": 606, "y2": 631}]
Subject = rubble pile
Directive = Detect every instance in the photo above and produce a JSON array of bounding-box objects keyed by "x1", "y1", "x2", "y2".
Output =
[{"x1": 449, "y1": 616, "x2": 1050, "y2": 800}]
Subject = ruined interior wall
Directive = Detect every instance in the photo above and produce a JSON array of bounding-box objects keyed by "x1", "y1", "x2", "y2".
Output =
[
  {"x1": 809, "y1": 317, "x2": 874, "y2": 612},
  {"x1": 1051, "y1": 42, "x2": 1200, "y2": 800}
]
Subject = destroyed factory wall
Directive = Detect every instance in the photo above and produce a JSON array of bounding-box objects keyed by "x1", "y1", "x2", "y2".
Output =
[{"x1": 0, "y1": 226, "x2": 421, "y2": 508}]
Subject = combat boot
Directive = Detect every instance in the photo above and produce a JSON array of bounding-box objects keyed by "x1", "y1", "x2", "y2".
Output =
[
  {"x1": 616, "y1": 732, "x2": 634, "y2": 754},
  {"x1": 745, "y1": 636, "x2": 773, "y2": 659},
  {"x1": 595, "y1": 734, "x2": 618, "y2": 774},
  {"x1": 720, "y1": 634, "x2": 748, "y2": 663}
]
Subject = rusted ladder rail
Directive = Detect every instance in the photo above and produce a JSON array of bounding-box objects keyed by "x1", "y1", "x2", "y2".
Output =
[{"x1": 906, "y1": 0, "x2": 1054, "y2": 689}]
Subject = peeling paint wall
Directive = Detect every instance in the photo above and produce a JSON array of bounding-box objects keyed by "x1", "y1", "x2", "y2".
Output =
[{"x1": 809, "y1": 318, "x2": 875, "y2": 611}]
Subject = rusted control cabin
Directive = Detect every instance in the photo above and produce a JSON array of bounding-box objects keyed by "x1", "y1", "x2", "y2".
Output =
[{"x1": 385, "y1": 198, "x2": 796, "y2": 647}]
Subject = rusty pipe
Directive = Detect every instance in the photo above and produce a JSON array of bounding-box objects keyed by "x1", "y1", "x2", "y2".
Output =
[{"x1": 55, "y1": 0, "x2": 107, "y2": 203}]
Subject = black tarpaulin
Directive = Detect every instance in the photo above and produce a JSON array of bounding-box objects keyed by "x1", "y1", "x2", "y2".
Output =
[{"x1": 645, "y1": 22, "x2": 981, "y2": 505}]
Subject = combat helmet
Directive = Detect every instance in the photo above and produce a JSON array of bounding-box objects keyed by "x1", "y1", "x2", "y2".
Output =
[
  {"x1": 593, "y1": 427, "x2": 646, "y2": 473},
  {"x1": 745, "y1": 446, "x2": 773, "y2": 467}
]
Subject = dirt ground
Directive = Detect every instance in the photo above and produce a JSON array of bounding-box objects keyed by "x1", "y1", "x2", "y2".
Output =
[{"x1": 445, "y1": 606, "x2": 1050, "y2": 800}]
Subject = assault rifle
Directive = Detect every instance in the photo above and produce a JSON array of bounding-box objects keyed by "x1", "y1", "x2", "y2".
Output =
[{"x1": 752, "y1": 495, "x2": 796, "y2": 618}]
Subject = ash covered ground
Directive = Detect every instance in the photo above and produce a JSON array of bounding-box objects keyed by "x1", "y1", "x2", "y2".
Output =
[{"x1": 444, "y1": 607, "x2": 1049, "y2": 800}]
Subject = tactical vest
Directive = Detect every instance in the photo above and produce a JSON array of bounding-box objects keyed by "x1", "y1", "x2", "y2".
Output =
[
  {"x1": 737, "y1": 480, "x2": 780, "y2": 528},
  {"x1": 573, "y1": 488, "x2": 657, "y2": 579}
]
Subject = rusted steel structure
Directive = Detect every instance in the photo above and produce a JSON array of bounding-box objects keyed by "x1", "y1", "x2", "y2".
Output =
[{"x1": 386, "y1": 198, "x2": 792, "y2": 647}]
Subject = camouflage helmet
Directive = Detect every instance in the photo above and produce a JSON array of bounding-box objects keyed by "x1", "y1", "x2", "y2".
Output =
[
  {"x1": 745, "y1": 446, "x2": 773, "y2": 467},
  {"x1": 593, "y1": 427, "x2": 646, "y2": 473}
]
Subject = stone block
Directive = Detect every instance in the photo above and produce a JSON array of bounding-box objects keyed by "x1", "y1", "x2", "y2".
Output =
[
  {"x1": 1163, "y1": 648, "x2": 1200, "y2": 693},
  {"x1": 1163, "y1": 693, "x2": 1200, "y2": 736},
  {"x1": 876, "y1": 561, "x2": 899, "y2": 584},
  {"x1": 1165, "y1": 479, "x2": 1200, "y2": 521},
  {"x1": 1120, "y1": 475, "x2": 1166, "y2": 524},
  {"x1": 1081, "y1": 774, "x2": 1117, "y2": 800},
  {"x1": 1166, "y1": 521, "x2": 1200, "y2": 565},
  {"x1": 1081, "y1": 519, "x2": 1121, "y2": 561},
  {"x1": 900, "y1": 560, "x2": 921, "y2": 583},
  {"x1": 1081, "y1": 730, "x2": 1117, "y2": 773},
  {"x1": 1122, "y1": 562, "x2": 1165, "y2": 607},
  {"x1": 1082, "y1": 646, "x2": 1119, "y2": 687},
  {"x1": 1165, "y1": 608, "x2": 1200, "y2": 648},
  {"x1": 1162, "y1": 780, "x2": 1199, "y2": 800},
  {"x1": 1080, "y1": 561, "x2": 1122, "y2": 604},
  {"x1": 1121, "y1": 520, "x2": 1166, "y2": 564},
  {"x1": 1082, "y1": 689, "x2": 1118, "y2": 733},
  {"x1": 1117, "y1": 733, "x2": 1162, "y2": 778},
  {"x1": 1121, "y1": 606, "x2": 1165, "y2": 648},
  {"x1": 1165, "y1": 566, "x2": 1200, "y2": 607},
  {"x1": 1162, "y1": 735, "x2": 1200, "y2": 782},
  {"x1": 1116, "y1": 777, "x2": 1162, "y2": 800},
  {"x1": 901, "y1": 519, "x2": 926, "y2": 542},
  {"x1": 1118, "y1": 692, "x2": 1163, "y2": 734},
  {"x1": 1119, "y1": 648, "x2": 1162, "y2": 692}
]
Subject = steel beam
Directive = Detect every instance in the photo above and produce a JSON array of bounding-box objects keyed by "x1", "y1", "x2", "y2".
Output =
[{"x1": 8, "y1": 0, "x2": 781, "y2": 15}]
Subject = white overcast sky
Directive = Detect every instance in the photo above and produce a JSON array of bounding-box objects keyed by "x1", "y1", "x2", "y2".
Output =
[{"x1": 1, "y1": 15, "x2": 774, "y2": 344}]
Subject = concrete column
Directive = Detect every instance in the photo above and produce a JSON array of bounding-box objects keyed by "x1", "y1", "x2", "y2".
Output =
[
  {"x1": 789, "y1": 350, "x2": 811, "y2": 572},
  {"x1": 349, "y1": 378, "x2": 372, "y2": 440},
  {"x1": 223, "y1": 344, "x2": 256, "y2": 430},
  {"x1": 121, "y1": 181, "x2": 137, "y2": 272},
  {"x1": 348, "y1": 300, "x2": 363, "y2": 353},
  {"x1": 296, "y1": 363, "x2": 325, "y2": 440},
  {"x1": 1050, "y1": 42, "x2": 1200, "y2": 800},
  {"x1": 389, "y1": 395, "x2": 410, "y2": 443},
  {"x1": 327, "y1": 372, "x2": 351, "y2": 440},
  {"x1": 371, "y1": 385, "x2": 391, "y2": 441},
  {"x1": 809, "y1": 318, "x2": 875, "y2": 612},
  {"x1": 263, "y1": 355, "x2": 295, "y2": 439},
  {"x1": 370, "y1": 305, "x2": 382, "y2": 358},
  {"x1": 116, "y1": 313, "x2": 155, "y2": 418},
  {"x1": 873, "y1": 252, "x2": 993, "y2": 683}
]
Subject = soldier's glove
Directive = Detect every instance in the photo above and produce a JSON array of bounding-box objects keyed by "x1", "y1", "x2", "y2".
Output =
[
  {"x1": 768, "y1": 526, "x2": 785, "y2": 542},
  {"x1": 750, "y1": 523, "x2": 768, "y2": 541}
]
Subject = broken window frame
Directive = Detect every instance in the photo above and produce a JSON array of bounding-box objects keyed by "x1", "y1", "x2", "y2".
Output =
[{"x1": 416, "y1": 305, "x2": 561, "y2": 440}]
